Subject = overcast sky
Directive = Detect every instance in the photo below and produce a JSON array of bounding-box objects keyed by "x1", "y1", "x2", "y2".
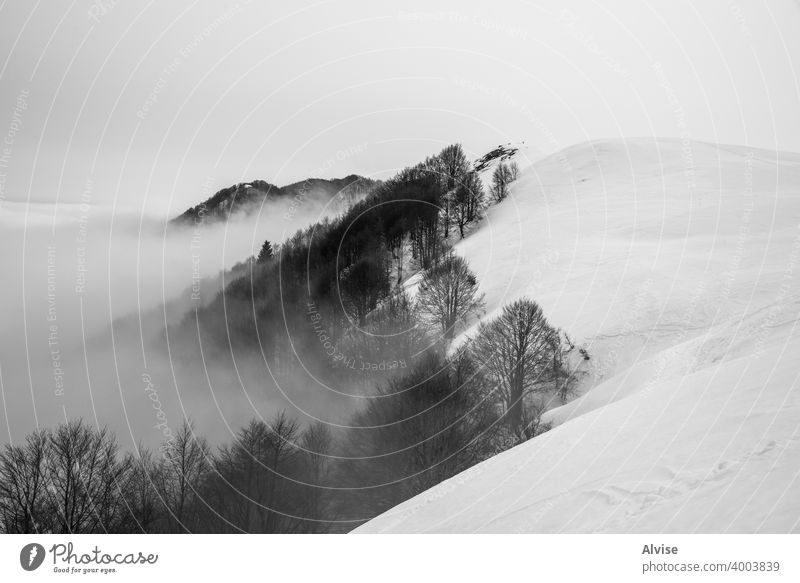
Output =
[{"x1": 1, "y1": 0, "x2": 798, "y2": 214}]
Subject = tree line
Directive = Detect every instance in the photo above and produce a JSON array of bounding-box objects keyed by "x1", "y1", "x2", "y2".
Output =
[
  {"x1": 2, "y1": 283, "x2": 585, "y2": 533},
  {"x1": 182, "y1": 144, "x2": 520, "y2": 382}
]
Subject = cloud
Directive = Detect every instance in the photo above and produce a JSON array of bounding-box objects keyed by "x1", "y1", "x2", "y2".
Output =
[{"x1": 0, "y1": 194, "x2": 349, "y2": 447}]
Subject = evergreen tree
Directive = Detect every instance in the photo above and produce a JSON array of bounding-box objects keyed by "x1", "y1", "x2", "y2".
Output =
[{"x1": 257, "y1": 239, "x2": 274, "y2": 263}]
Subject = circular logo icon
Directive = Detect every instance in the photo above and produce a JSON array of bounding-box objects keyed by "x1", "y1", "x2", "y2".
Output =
[{"x1": 20, "y1": 543, "x2": 46, "y2": 571}]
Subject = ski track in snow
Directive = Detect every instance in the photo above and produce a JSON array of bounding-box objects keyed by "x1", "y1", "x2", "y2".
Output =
[{"x1": 356, "y1": 137, "x2": 800, "y2": 533}]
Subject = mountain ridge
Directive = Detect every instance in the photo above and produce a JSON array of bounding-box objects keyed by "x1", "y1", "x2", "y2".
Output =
[{"x1": 171, "y1": 174, "x2": 380, "y2": 225}]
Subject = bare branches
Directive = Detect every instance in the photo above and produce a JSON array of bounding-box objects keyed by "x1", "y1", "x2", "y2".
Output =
[
  {"x1": 471, "y1": 298, "x2": 559, "y2": 437},
  {"x1": 450, "y1": 171, "x2": 485, "y2": 238},
  {"x1": 158, "y1": 420, "x2": 210, "y2": 533},
  {"x1": 416, "y1": 253, "x2": 485, "y2": 342},
  {"x1": 490, "y1": 161, "x2": 520, "y2": 202},
  {"x1": 0, "y1": 430, "x2": 47, "y2": 533}
]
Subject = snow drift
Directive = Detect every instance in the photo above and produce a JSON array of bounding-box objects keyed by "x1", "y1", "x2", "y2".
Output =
[{"x1": 356, "y1": 137, "x2": 800, "y2": 533}]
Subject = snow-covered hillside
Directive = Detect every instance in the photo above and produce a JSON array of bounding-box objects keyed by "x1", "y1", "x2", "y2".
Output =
[{"x1": 356, "y1": 138, "x2": 800, "y2": 533}]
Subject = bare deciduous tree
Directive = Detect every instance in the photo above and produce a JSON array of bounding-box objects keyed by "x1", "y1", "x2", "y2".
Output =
[
  {"x1": 335, "y1": 352, "x2": 497, "y2": 521},
  {"x1": 490, "y1": 161, "x2": 520, "y2": 202},
  {"x1": 434, "y1": 144, "x2": 470, "y2": 238},
  {"x1": 471, "y1": 298, "x2": 559, "y2": 438},
  {"x1": 123, "y1": 447, "x2": 165, "y2": 533},
  {"x1": 0, "y1": 430, "x2": 48, "y2": 533},
  {"x1": 204, "y1": 413, "x2": 307, "y2": 533},
  {"x1": 339, "y1": 289, "x2": 428, "y2": 386},
  {"x1": 416, "y1": 253, "x2": 485, "y2": 342},
  {"x1": 158, "y1": 420, "x2": 210, "y2": 533},
  {"x1": 450, "y1": 171, "x2": 484, "y2": 238},
  {"x1": 44, "y1": 420, "x2": 132, "y2": 534},
  {"x1": 298, "y1": 422, "x2": 333, "y2": 531}
]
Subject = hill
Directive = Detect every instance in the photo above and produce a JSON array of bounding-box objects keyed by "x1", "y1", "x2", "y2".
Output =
[
  {"x1": 356, "y1": 137, "x2": 800, "y2": 533},
  {"x1": 171, "y1": 174, "x2": 379, "y2": 224}
]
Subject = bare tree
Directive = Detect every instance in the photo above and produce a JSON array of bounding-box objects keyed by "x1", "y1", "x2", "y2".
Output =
[
  {"x1": 0, "y1": 430, "x2": 48, "y2": 533},
  {"x1": 410, "y1": 211, "x2": 445, "y2": 269},
  {"x1": 471, "y1": 298, "x2": 559, "y2": 438},
  {"x1": 297, "y1": 422, "x2": 333, "y2": 531},
  {"x1": 436, "y1": 144, "x2": 470, "y2": 190},
  {"x1": 122, "y1": 447, "x2": 165, "y2": 533},
  {"x1": 259, "y1": 412, "x2": 301, "y2": 532},
  {"x1": 204, "y1": 413, "x2": 307, "y2": 533},
  {"x1": 44, "y1": 420, "x2": 131, "y2": 533},
  {"x1": 490, "y1": 161, "x2": 520, "y2": 202},
  {"x1": 339, "y1": 288, "x2": 428, "y2": 386},
  {"x1": 158, "y1": 420, "x2": 210, "y2": 533},
  {"x1": 335, "y1": 352, "x2": 497, "y2": 521},
  {"x1": 416, "y1": 253, "x2": 485, "y2": 342},
  {"x1": 450, "y1": 171, "x2": 484, "y2": 238},
  {"x1": 434, "y1": 144, "x2": 470, "y2": 238},
  {"x1": 340, "y1": 255, "x2": 390, "y2": 326}
]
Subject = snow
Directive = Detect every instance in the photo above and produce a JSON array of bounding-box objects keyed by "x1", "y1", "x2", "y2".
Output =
[{"x1": 356, "y1": 137, "x2": 800, "y2": 533}]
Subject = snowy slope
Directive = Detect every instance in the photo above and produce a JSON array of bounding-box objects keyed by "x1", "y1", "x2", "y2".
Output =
[{"x1": 356, "y1": 137, "x2": 800, "y2": 533}]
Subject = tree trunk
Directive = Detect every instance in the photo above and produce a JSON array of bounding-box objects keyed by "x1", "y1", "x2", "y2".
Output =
[{"x1": 507, "y1": 370, "x2": 525, "y2": 437}]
